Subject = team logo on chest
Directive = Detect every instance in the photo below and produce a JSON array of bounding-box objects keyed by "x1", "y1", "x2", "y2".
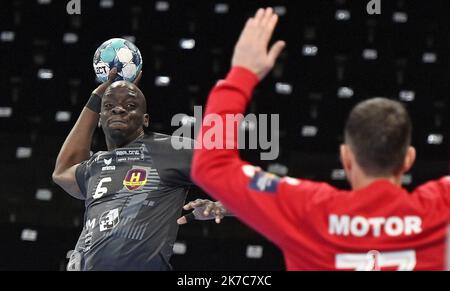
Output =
[{"x1": 123, "y1": 168, "x2": 148, "y2": 191}]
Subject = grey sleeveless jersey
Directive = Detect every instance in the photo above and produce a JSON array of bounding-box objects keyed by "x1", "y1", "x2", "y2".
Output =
[{"x1": 68, "y1": 132, "x2": 193, "y2": 271}]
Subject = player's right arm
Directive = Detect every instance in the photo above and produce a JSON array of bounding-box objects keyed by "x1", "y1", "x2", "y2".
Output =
[
  {"x1": 52, "y1": 107, "x2": 99, "y2": 199},
  {"x1": 52, "y1": 69, "x2": 120, "y2": 199}
]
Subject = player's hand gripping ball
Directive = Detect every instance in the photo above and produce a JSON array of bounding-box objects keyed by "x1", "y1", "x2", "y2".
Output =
[{"x1": 93, "y1": 38, "x2": 143, "y2": 83}]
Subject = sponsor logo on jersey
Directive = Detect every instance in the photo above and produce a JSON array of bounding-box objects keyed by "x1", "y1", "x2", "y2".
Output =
[
  {"x1": 329, "y1": 215, "x2": 423, "y2": 237},
  {"x1": 123, "y1": 168, "x2": 148, "y2": 190},
  {"x1": 101, "y1": 158, "x2": 115, "y2": 171},
  {"x1": 115, "y1": 148, "x2": 145, "y2": 162},
  {"x1": 249, "y1": 171, "x2": 280, "y2": 193},
  {"x1": 94, "y1": 153, "x2": 113, "y2": 163},
  {"x1": 99, "y1": 208, "x2": 120, "y2": 232}
]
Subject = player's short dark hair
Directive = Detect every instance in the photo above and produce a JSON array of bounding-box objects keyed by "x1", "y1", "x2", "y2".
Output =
[{"x1": 344, "y1": 97, "x2": 412, "y2": 177}]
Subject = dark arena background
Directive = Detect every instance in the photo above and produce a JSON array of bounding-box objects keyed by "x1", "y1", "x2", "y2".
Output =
[{"x1": 0, "y1": 0, "x2": 448, "y2": 271}]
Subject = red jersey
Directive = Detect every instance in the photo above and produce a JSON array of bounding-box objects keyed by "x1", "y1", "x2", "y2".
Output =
[{"x1": 192, "y1": 67, "x2": 450, "y2": 270}]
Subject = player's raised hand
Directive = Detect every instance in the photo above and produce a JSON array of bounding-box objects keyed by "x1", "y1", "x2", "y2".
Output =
[
  {"x1": 232, "y1": 7, "x2": 285, "y2": 80},
  {"x1": 177, "y1": 199, "x2": 228, "y2": 225},
  {"x1": 92, "y1": 67, "x2": 118, "y2": 97},
  {"x1": 133, "y1": 71, "x2": 143, "y2": 86}
]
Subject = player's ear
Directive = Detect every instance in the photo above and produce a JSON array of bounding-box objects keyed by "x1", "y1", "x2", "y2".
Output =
[
  {"x1": 400, "y1": 146, "x2": 416, "y2": 174},
  {"x1": 144, "y1": 114, "x2": 150, "y2": 127},
  {"x1": 340, "y1": 144, "x2": 352, "y2": 172}
]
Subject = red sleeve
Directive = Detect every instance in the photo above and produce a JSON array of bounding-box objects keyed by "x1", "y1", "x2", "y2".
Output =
[
  {"x1": 413, "y1": 176, "x2": 450, "y2": 221},
  {"x1": 192, "y1": 67, "x2": 324, "y2": 248}
]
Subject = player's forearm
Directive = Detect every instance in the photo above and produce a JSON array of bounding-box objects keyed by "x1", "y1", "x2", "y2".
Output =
[
  {"x1": 192, "y1": 67, "x2": 258, "y2": 192},
  {"x1": 53, "y1": 107, "x2": 99, "y2": 176},
  {"x1": 203, "y1": 67, "x2": 257, "y2": 117},
  {"x1": 192, "y1": 68, "x2": 291, "y2": 243},
  {"x1": 53, "y1": 68, "x2": 114, "y2": 177}
]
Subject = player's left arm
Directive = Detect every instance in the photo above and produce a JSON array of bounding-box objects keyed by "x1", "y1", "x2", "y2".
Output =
[{"x1": 191, "y1": 8, "x2": 304, "y2": 247}]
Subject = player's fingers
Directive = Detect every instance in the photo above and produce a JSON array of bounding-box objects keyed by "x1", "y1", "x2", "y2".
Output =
[
  {"x1": 133, "y1": 71, "x2": 142, "y2": 85},
  {"x1": 107, "y1": 67, "x2": 118, "y2": 83},
  {"x1": 268, "y1": 40, "x2": 286, "y2": 63},
  {"x1": 183, "y1": 199, "x2": 205, "y2": 210},
  {"x1": 240, "y1": 17, "x2": 255, "y2": 36},
  {"x1": 177, "y1": 212, "x2": 196, "y2": 225},
  {"x1": 254, "y1": 8, "x2": 265, "y2": 24},
  {"x1": 260, "y1": 7, "x2": 274, "y2": 28},
  {"x1": 215, "y1": 214, "x2": 224, "y2": 224},
  {"x1": 177, "y1": 216, "x2": 187, "y2": 225},
  {"x1": 204, "y1": 203, "x2": 214, "y2": 216},
  {"x1": 262, "y1": 14, "x2": 279, "y2": 44},
  {"x1": 244, "y1": 17, "x2": 253, "y2": 29},
  {"x1": 213, "y1": 207, "x2": 223, "y2": 217},
  {"x1": 183, "y1": 201, "x2": 194, "y2": 210},
  {"x1": 192, "y1": 199, "x2": 206, "y2": 208}
]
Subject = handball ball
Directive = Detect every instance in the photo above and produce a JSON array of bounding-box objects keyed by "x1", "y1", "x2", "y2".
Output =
[{"x1": 93, "y1": 38, "x2": 143, "y2": 83}]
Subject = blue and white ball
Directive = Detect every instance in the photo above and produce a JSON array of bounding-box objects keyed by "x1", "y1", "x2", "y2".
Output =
[{"x1": 93, "y1": 38, "x2": 143, "y2": 83}]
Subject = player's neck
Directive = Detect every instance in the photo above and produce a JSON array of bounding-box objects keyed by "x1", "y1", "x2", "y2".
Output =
[
  {"x1": 106, "y1": 131, "x2": 145, "y2": 150},
  {"x1": 350, "y1": 169, "x2": 402, "y2": 190},
  {"x1": 352, "y1": 176, "x2": 400, "y2": 190}
]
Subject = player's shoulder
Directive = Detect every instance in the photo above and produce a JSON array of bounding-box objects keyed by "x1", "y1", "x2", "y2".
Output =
[
  {"x1": 144, "y1": 131, "x2": 194, "y2": 153},
  {"x1": 412, "y1": 176, "x2": 450, "y2": 197},
  {"x1": 409, "y1": 176, "x2": 450, "y2": 216},
  {"x1": 85, "y1": 151, "x2": 108, "y2": 165},
  {"x1": 144, "y1": 131, "x2": 193, "y2": 144},
  {"x1": 141, "y1": 131, "x2": 168, "y2": 142},
  {"x1": 142, "y1": 132, "x2": 171, "y2": 147}
]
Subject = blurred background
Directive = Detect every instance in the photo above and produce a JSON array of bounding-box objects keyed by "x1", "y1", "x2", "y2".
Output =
[{"x1": 0, "y1": 0, "x2": 448, "y2": 270}]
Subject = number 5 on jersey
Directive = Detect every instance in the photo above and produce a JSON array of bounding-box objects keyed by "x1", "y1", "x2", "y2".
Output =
[{"x1": 93, "y1": 177, "x2": 112, "y2": 199}]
